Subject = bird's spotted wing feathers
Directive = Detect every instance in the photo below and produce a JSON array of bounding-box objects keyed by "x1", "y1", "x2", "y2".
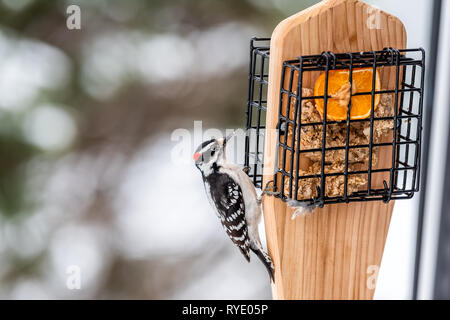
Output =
[{"x1": 206, "y1": 173, "x2": 250, "y2": 261}]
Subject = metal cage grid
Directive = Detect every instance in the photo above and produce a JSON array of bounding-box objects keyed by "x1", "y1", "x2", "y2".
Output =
[
  {"x1": 245, "y1": 38, "x2": 425, "y2": 207},
  {"x1": 245, "y1": 38, "x2": 270, "y2": 189},
  {"x1": 276, "y1": 48, "x2": 425, "y2": 206}
]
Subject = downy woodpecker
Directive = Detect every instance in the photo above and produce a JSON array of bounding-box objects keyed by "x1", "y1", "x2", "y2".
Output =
[{"x1": 193, "y1": 133, "x2": 274, "y2": 281}]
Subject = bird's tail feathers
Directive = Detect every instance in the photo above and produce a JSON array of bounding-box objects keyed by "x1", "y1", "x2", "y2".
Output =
[{"x1": 251, "y1": 246, "x2": 275, "y2": 282}]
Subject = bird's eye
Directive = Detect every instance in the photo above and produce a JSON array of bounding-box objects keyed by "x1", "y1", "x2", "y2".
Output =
[{"x1": 211, "y1": 149, "x2": 216, "y2": 156}]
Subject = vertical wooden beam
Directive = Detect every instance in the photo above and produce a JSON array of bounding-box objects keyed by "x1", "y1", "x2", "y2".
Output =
[{"x1": 263, "y1": 0, "x2": 406, "y2": 299}]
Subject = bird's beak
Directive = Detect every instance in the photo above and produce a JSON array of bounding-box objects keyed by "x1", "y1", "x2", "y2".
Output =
[{"x1": 224, "y1": 131, "x2": 236, "y2": 144}]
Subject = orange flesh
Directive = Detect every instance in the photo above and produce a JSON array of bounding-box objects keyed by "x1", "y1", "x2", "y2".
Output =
[{"x1": 313, "y1": 68, "x2": 381, "y2": 121}]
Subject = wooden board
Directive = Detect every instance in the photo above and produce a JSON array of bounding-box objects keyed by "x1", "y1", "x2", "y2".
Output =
[{"x1": 263, "y1": 0, "x2": 406, "y2": 299}]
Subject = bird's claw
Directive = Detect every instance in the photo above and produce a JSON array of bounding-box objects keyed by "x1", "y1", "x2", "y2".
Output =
[{"x1": 257, "y1": 181, "x2": 278, "y2": 204}]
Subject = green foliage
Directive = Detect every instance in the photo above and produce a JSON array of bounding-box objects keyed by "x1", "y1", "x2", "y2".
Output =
[{"x1": 0, "y1": 128, "x2": 39, "y2": 218}]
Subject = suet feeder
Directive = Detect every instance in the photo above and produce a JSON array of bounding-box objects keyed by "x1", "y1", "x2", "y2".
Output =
[{"x1": 244, "y1": 0, "x2": 425, "y2": 299}]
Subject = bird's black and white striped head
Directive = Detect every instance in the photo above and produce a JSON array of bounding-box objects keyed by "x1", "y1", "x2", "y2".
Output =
[{"x1": 193, "y1": 133, "x2": 234, "y2": 174}]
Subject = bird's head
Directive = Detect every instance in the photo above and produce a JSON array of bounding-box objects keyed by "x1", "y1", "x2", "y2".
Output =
[{"x1": 193, "y1": 132, "x2": 235, "y2": 172}]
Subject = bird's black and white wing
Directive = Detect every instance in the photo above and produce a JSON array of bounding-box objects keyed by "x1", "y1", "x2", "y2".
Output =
[{"x1": 205, "y1": 173, "x2": 250, "y2": 261}]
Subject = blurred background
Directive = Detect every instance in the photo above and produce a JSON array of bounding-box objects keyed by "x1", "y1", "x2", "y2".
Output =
[{"x1": 0, "y1": 0, "x2": 448, "y2": 299}]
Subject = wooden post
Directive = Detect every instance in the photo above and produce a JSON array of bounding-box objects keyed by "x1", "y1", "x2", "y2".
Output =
[{"x1": 263, "y1": 0, "x2": 406, "y2": 299}]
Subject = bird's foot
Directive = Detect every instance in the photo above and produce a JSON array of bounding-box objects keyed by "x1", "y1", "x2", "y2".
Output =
[{"x1": 257, "y1": 181, "x2": 278, "y2": 204}]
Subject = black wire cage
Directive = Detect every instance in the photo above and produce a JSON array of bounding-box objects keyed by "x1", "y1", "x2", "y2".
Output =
[{"x1": 245, "y1": 38, "x2": 425, "y2": 207}]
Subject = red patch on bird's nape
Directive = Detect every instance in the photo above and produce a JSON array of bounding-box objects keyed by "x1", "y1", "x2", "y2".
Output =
[{"x1": 193, "y1": 152, "x2": 201, "y2": 162}]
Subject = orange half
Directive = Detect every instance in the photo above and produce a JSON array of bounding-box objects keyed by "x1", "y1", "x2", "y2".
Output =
[{"x1": 314, "y1": 68, "x2": 381, "y2": 121}]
